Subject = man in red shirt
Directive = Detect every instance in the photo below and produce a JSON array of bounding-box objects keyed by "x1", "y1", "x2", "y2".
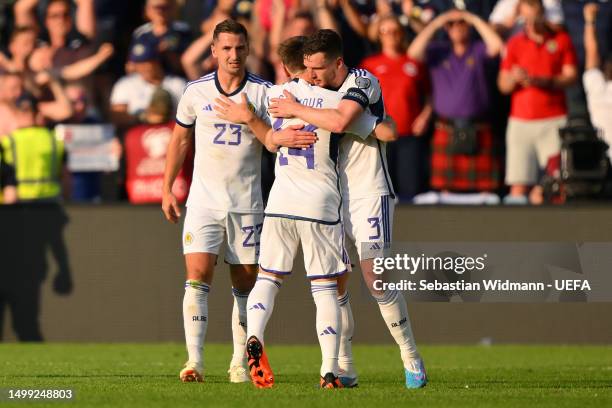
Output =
[
  {"x1": 361, "y1": 14, "x2": 432, "y2": 201},
  {"x1": 498, "y1": 0, "x2": 577, "y2": 204}
]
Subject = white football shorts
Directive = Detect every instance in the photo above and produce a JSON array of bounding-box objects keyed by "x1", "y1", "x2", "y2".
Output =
[
  {"x1": 258, "y1": 216, "x2": 347, "y2": 279},
  {"x1": 182, "y1": 206, "x2": 263, "y2": 265},
  {"x1": 343, "y1": 195, "x2": 395, "y2": 260}
]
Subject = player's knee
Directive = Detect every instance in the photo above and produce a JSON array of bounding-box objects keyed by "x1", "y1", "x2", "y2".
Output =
[{"x1": 230, "y1": 264, "x2": 258, "y2": 292}]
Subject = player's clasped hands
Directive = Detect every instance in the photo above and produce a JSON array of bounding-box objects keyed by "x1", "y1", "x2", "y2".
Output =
[{"x1": 268, "y1": 90, "x2": 299, "y2": 118}]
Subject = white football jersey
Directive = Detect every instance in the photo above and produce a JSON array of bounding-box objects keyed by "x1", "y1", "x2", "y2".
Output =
[
  {"x1": 337, "y1": 68, "x2": 395, "y2": 201},
  {"x1": 175, "y1": 71, "x2": 271, "y2": 212},
  {"x1": 265, "y1": 79, "x2": 377, "y2": 223}
]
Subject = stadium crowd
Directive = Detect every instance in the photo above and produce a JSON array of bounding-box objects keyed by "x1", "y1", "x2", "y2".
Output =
[{"x1": 0, "y1": 0, "x2": 611, "y2": 205}]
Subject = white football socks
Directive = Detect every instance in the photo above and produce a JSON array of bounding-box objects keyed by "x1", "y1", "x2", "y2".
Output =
[
  {"x1": 375, "y1": 289, "x2": 421, "y2": 368},
  {"x1": 246, "y1": 275, "x2": 282, "y2": 344},
  {"x1": 311, "y1": 280, "x2": 341, "y2": 377},
  {"x1": 337, "y1": 291, "x2": 356, "y2": 377},
  {"x1": 230, "y1": 288, "x2": 249, "y2": 367},
  {"x1": 183, "y1": 280, "x2": 209, "y2": 367}
]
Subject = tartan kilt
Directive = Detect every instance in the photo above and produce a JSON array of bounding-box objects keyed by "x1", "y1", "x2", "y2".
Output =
[{"x1": 430, "y1": 121, "x2": 501, "y2": 191}]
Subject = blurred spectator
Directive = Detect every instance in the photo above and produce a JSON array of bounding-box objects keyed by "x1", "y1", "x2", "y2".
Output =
[
  {"x1": 316, "y1": 0, "x2": 375, "y2": 67},
  {"x1": 110, "y1": 41, "x2": 185, "y2": 130},
  {"x1": 361, "y1": 14, "x2": 432, "y2": 200},
  {"x1": 498, "y1": 0, "x2": 577, "y2": 204},
  {"x1": 489, "y1": 0, "x2": 563, "y2": 38},
  {"x1": 427, "y1": 0, "x2": 495, "y2": 19},
  {"x1": 27, "y1": 0, "x2": 95, "y2": 73},
  {"x1": 0, "y1": 25, "x2": 37, "y2": 73},
  {"x1": 583, "y1": 2, "x2": 612, "y2": 155},
  {"x1": 367, "y1": 0, "x2": 434, "y2": 44},
  {"x1": 125, "y1": 88, "x2": 193, "y2": 204},
  {"x1": 0, "y1": 92, "x2": 65, "y2": 202},
  {"x1": 61, "y1": 82, "x2": 121, "y2": 202},
  {"x1": 131, "y1": 0, "x2": 192, "y2": 76},
  {"x1": 14, "y1": 0, "x2": 96, "y2": 40},
  {"x1": 409, "y1": 9, "x2": 503, "y2": 197},
  {"x1": 270, "y1": 10, "x2": 317, "y2": 84},
  {"x1": 0, "y1": 71, "x2": 73, "y2": 135}
]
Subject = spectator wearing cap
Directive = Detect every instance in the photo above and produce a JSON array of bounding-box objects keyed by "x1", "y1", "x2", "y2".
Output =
[
  {"x1": 361, "y1": 14, "x2": 432, "y2": 201},
  {"x1": 0, "y1": 92, "x2": 65, "y2": 202},
  {"x1": 131, "y1": 0, "x2": 192, "y2": 76},
  {"x1": 110, "y1": 41, "x2": 185, "y2": 130},
  {"x1": 408, "y1": 8, "x2": 504, "y2": 197},
  {"x1": 498, "y1": 0, "x2": 577, "y2": 204},
  {"x1": 583, "y1": 2, "x2": 612, "y2": 155}
]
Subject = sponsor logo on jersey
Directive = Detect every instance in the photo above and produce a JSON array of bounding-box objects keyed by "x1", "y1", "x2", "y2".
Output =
[
  {"x1": 546, "y1": 40, "x2": 558, "y2": 53},
  {"x1": 202, "y1": 104, "x2": 213, "y2": 111},
  {"x1": 403, "y1": 62, "x2": 417, "y2": 76},
  {"x1": 355, "y1": 76, "x2": 371, "y2": 89}
]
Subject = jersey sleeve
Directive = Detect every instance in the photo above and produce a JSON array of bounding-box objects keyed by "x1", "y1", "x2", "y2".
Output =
[
  {"x1": 256, "y1": 86, "x2": 272, "y2": 127},
  {"x1": 346, "y1": 111, "x2": 377, "y2": 140},
  {"x1": 583, "y1": 68, "x2": 606, "y2": 97},
  {"x1": 342, "y1": 69, "x2": 382, "y2": 107},
  {"x1": 175, "y1": 85, "x2": 196, "y2": 128}
]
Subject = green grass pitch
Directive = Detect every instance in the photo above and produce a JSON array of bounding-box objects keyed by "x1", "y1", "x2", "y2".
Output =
[{"x1": 1, "y1": 343, "x2": 611, "y2": 407}]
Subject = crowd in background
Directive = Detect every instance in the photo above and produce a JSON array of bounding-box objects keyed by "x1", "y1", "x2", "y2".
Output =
[{"x1": 0, "y1": 0, "x2": 611, "y2": 205}]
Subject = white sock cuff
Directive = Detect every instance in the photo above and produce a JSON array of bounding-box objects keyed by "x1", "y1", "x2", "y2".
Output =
[
  {"x1": 185, "y1": 280, "x2": 210, "y2": 293},
  {"x1": 256, "y1": 275, "x2": 283, "y2": 289},
  {"x1": 232, "y1": 287, "x2": 250, "y2": 298},
  {"x1": 374, "y1": 289, "x2": 399, "y2": 305},
  {"x1": 338, "y1": 291, "x2": 350, "y2": 306},
  {"x1": 311, "y1": 281, "x2": 338, "y2": 297}
]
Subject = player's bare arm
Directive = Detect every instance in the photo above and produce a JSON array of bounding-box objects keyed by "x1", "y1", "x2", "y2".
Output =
[
  {"x1": 214, "y1": 93, "x2": 317, "y2": 151},
  {"x1": 269, "y1": 90, "x2": 364, "y2": 134},
  {"x1": 162, "y1": 124, "x2": 192, "y2": 224}
]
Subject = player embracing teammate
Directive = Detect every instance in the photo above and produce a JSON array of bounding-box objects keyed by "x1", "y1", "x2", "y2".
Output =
[
  {"x1": 269, "y1": 29, "x2": 427, "y2": 389},
  {"x1": 162, "y1": 20, "x2": 316, "y2": 383}
]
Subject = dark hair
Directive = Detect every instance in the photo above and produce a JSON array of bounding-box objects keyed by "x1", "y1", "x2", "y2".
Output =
[
  {"x1": 10, "y1": 26, "x2": 36, "y2": 43},
  {"x1": 213, "y1": 19, "x2": 249, "y2": 43},
  {"x1": 46, "y1": 0, "x2": 72, "y2": 13},
  {"x1": 293, "y1": 11, "x2": 314, "y2": 23},
  {"x1": 303, "y1": 29, "x2": 343, "y2": 61},
  {"x1": 278, "y1": 36, "x2": 307, "y2": 73}
]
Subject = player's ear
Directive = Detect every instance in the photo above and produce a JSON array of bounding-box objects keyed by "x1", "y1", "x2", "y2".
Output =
[
  {"x1": 336, "y1": 57, "x2": 344, "y2": 69},
  {"x1": 211, "y1": 43, "x2": 217, "y2": 58},
  {"x1": 281, "y1": 63, "x2": 291, "y2": 79}
]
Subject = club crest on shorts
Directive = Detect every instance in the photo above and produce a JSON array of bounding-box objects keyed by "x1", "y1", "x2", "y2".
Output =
[
  {"x1": 355, "y1": 76, "x2": 371, "y2": 89},
  {"x1": 184, "y1": 232, "x2": 194, "y2": 246}
]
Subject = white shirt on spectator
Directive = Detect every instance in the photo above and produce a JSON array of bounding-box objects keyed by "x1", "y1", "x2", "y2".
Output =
[
  {"x1": 110, "y1": 74, "x2": 186, "y2": 115},
  {"x1": 489, "y1": 0, "x2": 563, "y2": 26},
  {"x1": 583, "y1": 68, "x2": 612, "y2": 157}
]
